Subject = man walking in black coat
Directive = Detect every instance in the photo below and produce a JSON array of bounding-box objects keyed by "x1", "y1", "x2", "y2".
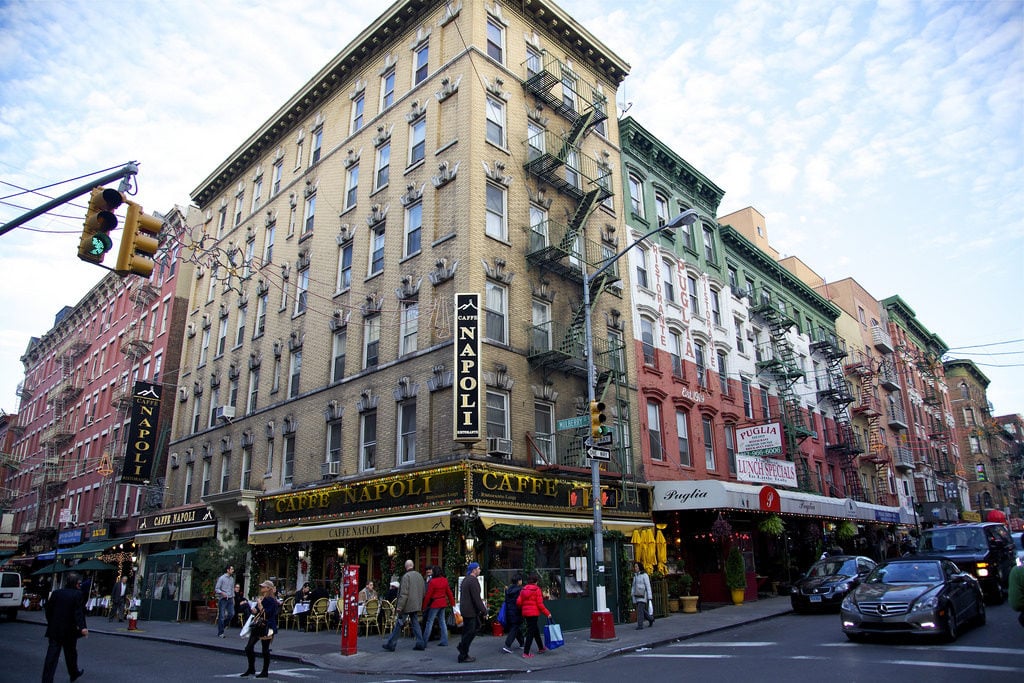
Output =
[{"x1": 42, "y1": 571, "x2": 88, "y2": 683}]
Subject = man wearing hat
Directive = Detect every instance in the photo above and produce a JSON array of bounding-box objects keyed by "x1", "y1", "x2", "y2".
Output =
[
  {"x1": 382, "y1": 560, "x2": 427, "y2": 651},
  {"x1": 457, "y1": 562, "x2": 486, "y2": 664}
]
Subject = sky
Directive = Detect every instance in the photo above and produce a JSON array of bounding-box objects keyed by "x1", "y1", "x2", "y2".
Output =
[{"x1": 1, "y1": 0, "x2": 1022, "y2": 418}]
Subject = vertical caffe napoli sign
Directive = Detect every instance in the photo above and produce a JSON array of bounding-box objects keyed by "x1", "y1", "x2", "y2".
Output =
[
  {"x1": 121, "y1": 380, "x2": 162, "y2": 484},
  {"x1": 454, "y1": 293, "x2": 481, "y2": 442}
]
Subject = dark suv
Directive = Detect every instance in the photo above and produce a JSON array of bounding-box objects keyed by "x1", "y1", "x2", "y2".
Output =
[{"x1": 918, "y1": 522, "x2": 1015, "y2": 603}]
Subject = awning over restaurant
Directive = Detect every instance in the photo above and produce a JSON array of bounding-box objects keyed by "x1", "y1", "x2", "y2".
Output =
[
  {"x1": 134, "y1": 531, "x2": 173, "y2": 545},
  {"x1": 249, "y1": 510, "x2": 451, "y2": 545},
  {"x1": 478, "y1": 511, "x2": 653, "y2": 534},
  {"x1": 171, "y1": 524, "x2": 216, "y2": 541},
  {"x1": 147, "y1": 547, "x2": 200, "y2": 559},
  {"x1": 58, "y1": 537, "x2": 130, "y2": 559}
]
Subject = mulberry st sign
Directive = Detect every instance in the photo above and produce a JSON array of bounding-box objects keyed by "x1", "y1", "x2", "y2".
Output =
[{"x1": 454, "y1": 292, "x2": 481, "y2": 442}]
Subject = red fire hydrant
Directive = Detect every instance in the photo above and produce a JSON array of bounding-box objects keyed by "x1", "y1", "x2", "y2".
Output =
[{"x1": 127, "y1": 610, "x2": 138, "y2": 631}]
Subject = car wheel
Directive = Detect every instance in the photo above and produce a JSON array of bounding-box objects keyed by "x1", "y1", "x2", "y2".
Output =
[
  {"x1": 974, "y1": 599, "x2": 986, "y2": 627},
  {"x1": 943, "y1": 607, "x2": 959, "y2": 643},
  {"x1": 4, "y1": 608, "x2": 14, "y2": 621}
]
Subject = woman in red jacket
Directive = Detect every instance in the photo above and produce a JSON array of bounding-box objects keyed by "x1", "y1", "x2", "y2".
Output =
[
  {"x1": 422, "y1": 565, "x2": 455, "y2": 647},
  {"x1": 516, "y1": 572, "x2": 551, "y2": 658}
]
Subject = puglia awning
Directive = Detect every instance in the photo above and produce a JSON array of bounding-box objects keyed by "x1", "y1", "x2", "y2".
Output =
[
  {"x1": 134, "y1": 531, "x2": 173, "y2": 545},
  {"x1": 478, "y1": 511, "x2": 653, "y2": 534},
  {"x1": 249, "y1": 510, "x2": 451, "y2": 545}
]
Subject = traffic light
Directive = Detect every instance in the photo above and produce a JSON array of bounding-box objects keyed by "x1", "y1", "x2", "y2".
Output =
[
  {"x1": 589, "y1": 399, "x2": 607, "y2": 439},
  {"x1": 78, "y1": 187, "x2": 123, "y2": 264},
  {"x1": 115, "y1": 200, "x2": 163, "y2": 277}
]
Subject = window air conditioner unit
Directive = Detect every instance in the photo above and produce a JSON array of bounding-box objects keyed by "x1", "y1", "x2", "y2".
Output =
[
  {"x1": 487, "y1": 437, "x2": 513, "y2": 457},
  {"x1": 67, "y1": 513, "x2": 78, "y2": 525},
  {"x1": 215, "y1": 405, "x2": 236, "y2": 421},
  {"x1": 321, "y1": 461, "x2": 341, "y2": 478}
]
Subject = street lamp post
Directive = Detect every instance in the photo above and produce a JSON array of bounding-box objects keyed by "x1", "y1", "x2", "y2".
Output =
[{"x1": 583, "y1": 208, "x2": 699, "y2": 641}]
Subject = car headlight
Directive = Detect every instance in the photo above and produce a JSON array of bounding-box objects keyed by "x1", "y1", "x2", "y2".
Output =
[
  {"x1": 833, "y1": 580, "x2": 853, "y2": 594},
  {"x1": 841, "y1": 594, "x2": 856, "y2": 611},
  {"x1": 911, "y1": 593, "x2": 940, "y2": 613}
]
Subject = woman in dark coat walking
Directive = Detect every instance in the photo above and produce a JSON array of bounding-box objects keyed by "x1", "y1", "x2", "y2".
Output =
[
  {"x1": 501, "y1": 573, "x2": 525, "y2": 652},
  {"x1": 241, "y1": 580, "x2": 280, "y2": 678}
]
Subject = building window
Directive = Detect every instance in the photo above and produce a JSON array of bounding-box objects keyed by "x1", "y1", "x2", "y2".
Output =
[
  {"x1": 564, "y1": 147, "x2": 581, "y2": 188},
  {"x1": 310, "y1": 127, "x2": 322, "y2": 166},
  {"x1": 327, "y1": 422, "x2": 342, "y2": 464},
  {"x1": 628, "y1": 175, "x2": 643, "y2": 216},
  {"x1": 527, "y1": 121, "x2": 545, "y2": 161},
  {"x1": 397, "y1": 401, "x2": 416, "y2": 465},
  {"x1": 288, "y1": 350, "x2": 301, "y2": 398},
  {"x1": 710, "y1": 289, "x2": 722, "y2": 326},
  {"x1": 669, "y1": 329, "x2": 684, "y2": 378},
  {"x1": 647, "y1": 401, "x2": 664, "y2": 461},
  {"x1": 485, "y1": 182, "x2": 507, "y2": 240},
  {"x1": 725, "y1": 424, "x2": 736, "y2": 474},
  {"x1": 485, "y1": 96, "x2": 505, "y2": 147},
  {"x1": 687, "y1": 275, "x2": 700, "y2": 315},
  {"x1": 742, "y1": 378, "x2": 753, "y2": 419},
  {"x1": 408, "y1": 117, "x2": 426, "y2": 165},
  {"x1": 199, "y1": 327, "x2": 210, "y2": 366},
  {"x1": 191, "y1": 395, "x2": 202, "y2": 434},
  {"x1": 413, "y1": 42, "x2": 429, "y2": 85},
  {"x1": 486, "y1": 18, "x2": 504, "y2": 62},
  {"x1": 662, "y1": 259, "x2": 676, "y2": 303},
  {"x1": 561, "y1": 71, "x2": 577, "y2": 112},
  {"x1": 283, "y1": 435, "x2": 295, "y2": 486},
  {"x1": 216, "y1": 318, "x2": 228, "y2": 357},
  {"x1": 717, "y1": 352, "x2": 729, "y2": 395},
  {"x1": 266, "y1": 437, "x2": 275, "y2": 474},
  {"x1": 252, "y1": 177, "x2": 263, "y2": 213},
  {"x1": 735, "y1": 318, "x2": 745, "y2": 354},
  {"x1": 381, "y1": 68, "x2": 395, "y2": 109},
  {"x1": 243, "y1": 240, "x2": 255, "y2": 279},
  {"x1": 525, "y1": 45, "x2": 541, "y2": 78},
  {"x1": 531, "y1": 299, "x2": 551, "y2": 353},
  {"x1": 272, "y1": 160, "x2": 283, "y2": 196},
  {"x1": 234, "y1": 192, "x2": 244, "y2": 227},
  {"x1": 360, "y1": 411, "x2": 377, "y2": 471},
  {"x1": 184, "y1": 463, "x2": 193, "y2": 503},
  {"x1": 247, "y1": 369, "x2": 259, "y2": 414},
  {"x1": 369, "y1": 225, "x2": 385, "y2": 276},
  {"x1": 263, "y1": 223, "x2": 275, "y2": 264},
  {"x1": 255, "y1": 293, "x2": 267, "y2": 338},
  {"x1": 331, "y1": 330, "x2": 347, "y2": 383},
  {"x1": 375, "y1": 141, "x2": 390, "y2": 190},
  {"x1": 351, "y1": 93, "x2": 364, "y2": 134},
  {"x1": 404, "y1": 201, "x2": 422, "y2": 256},
  {"x1": 484, "y1": 281, "x2": 508, "y2": 344},
  {"x1": 654, "y1": 194, "x2": 669, "y2": 227},
  {"x1": 220, "y1": 455, "x2": 231, "y2": 492},
  {"x1": 401, "y1": 301, "x2": 419, "y2": 355},
  {"x1": 486, "y1": 390, "x2": 509, "y2": 440},
  {"x1": 636, "y1": 246, "x2": 649, "y2": 289},
  {"x1": 337, "y1": 242, "x2": 353, "y2": 291},
  {"x1": 241, "y1": 445, "x2": 252, "y2": 488},
  {"x1": 695, "y1": 342, "x2": 707, "y2": 388},
  {"x1": 760, "y1": 387, "x2": 771, "y2": 419},
  {"x1": 676, "y1": 410, "x2": 691, "y2": 467},
  {"x1": 294, "y1": 268, "x2": 309, "y2": 315},
  {"x1": 363, "y1": 316, "x2": 380, "y2": 369},
  {"x1": 703, "y1": 226, "x2": 716, "y2": 262},
  {"x1": 703, "y1": 416, "x2": 716, "y2": 471},
  {"x1": 303, "y1": 192, "x2": 316, "y2": 235},
  {"x1": 640, "y1": 317, "x2": 656, "y2": 367}
]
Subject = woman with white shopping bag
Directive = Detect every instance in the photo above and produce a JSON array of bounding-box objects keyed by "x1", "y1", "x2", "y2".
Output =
[
  {"x1": 240, "y1": 580, "x2": 280, "y2": 678},
  {"x1": 515, "y1": 572, "x2": 551, "y2": 659},
  {"x1": 631, "y1": 562, "x2": 655, "y2": 630}
]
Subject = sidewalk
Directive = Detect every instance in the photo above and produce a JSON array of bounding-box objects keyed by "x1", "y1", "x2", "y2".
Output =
[{"x1": 18, "y1": 597, "x2": 792, "y2": 676}]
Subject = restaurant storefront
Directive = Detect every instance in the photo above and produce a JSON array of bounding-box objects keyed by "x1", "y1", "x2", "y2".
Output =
[{"x1": 251, "y1": 462, "x2": 654, "y2": 631}]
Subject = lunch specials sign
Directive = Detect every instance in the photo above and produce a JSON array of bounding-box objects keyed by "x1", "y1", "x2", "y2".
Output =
[{"x1": 735, "y1": 454, "x2": 798, "y2": 488}]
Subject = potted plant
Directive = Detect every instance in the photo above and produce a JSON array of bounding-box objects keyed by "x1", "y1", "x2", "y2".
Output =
[
  {"x1": 487, "y1": 586, "x2": 505, "y2": 636},
  {"x1": 724, "y1": 546, "x2": 746, "y2": 605},
  {"x1": 665, "y1": 575, "x2": 682, "y2": 613},
  {"x1": 678, "y1": 572, "x2": 697, "y2": 613}
]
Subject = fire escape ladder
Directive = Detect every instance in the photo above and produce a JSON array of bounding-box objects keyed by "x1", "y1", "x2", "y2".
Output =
[{"x1": 812, "y1": 334, "x2": 864, "y2": 501}]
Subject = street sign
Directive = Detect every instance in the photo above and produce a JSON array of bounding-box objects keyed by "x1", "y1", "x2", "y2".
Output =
[
  {"x1": 595, "y1": 433, "x2": 613, "y2": 447},
  {"x1": 587, "y1": 447, "x2": 610, "y2": 461},
  {"x1": 557, "y1": 415, "x2": 590, "y2": 431}
]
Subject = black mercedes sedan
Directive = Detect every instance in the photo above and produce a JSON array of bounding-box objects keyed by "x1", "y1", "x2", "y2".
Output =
[
  {"x1": 790, "y1": 555, "x2": 877, "y2": 613},
  {"x1": 840, "y1": 555, "x2": 986, "y2": 642}
]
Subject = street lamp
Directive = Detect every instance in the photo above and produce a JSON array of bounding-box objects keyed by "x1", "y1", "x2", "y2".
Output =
[{"x1": 582, "y1": 208, "x2": 699, "y2": 641}]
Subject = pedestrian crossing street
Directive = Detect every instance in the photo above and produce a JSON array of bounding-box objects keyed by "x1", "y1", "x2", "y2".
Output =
[{"x1": 626, "y1": 641, "x2": 1024, "y2": 675}]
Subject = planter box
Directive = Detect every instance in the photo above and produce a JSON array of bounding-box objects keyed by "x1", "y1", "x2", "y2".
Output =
[{"x1": 193, "y1": 605, "x2": 218, "y2": 624}]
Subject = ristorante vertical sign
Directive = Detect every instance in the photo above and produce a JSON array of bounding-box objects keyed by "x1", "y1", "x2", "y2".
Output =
[
  {"x1": 121, "y1": 381, "x2": 161, "y2": 484},
  {"x1": 454, "y1": 293, "x2": 481, "y2": 442}
]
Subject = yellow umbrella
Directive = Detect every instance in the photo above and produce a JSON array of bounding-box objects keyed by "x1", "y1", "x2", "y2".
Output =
[
  {"x1": 639, "y1": 527, "x2": 656, "y2": 573},
  {"x1": 655, "y1": 528, "x2": 668, "y2": 574}
]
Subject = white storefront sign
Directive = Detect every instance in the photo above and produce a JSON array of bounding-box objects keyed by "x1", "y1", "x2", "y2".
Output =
[
  {"x1": 735, "y1": 454, "x2": 798, "y2": 488},
  {"x1": 736, "y1": 422, "x2": 783, "y2": 457}
]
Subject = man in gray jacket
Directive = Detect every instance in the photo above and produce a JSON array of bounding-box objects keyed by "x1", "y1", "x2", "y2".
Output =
[{"x1": 383, "y1": 559, "x2": 427, "y2": 651}]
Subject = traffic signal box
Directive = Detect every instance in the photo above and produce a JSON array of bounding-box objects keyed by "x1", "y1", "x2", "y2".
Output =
[
  {"x1": 78, "y1": 187, "x2": 123, "y2": 263},
  {"x1": 589, "y1": 399, "x2": 608, "y2": 439},
  {"x1": 115, "y1": 200, "x2": 163, "y2": 277}
]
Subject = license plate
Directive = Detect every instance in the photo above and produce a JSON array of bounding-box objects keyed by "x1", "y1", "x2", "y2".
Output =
[{"x1": 810, "y1": 595, "x2": 822, "y2": 603}]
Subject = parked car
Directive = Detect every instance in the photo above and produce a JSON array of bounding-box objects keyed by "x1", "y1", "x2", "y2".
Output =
[
  {"x1": 840, "y1": 555, "x2": 986, "y2": 642},
  {"x1": 1012, "y1": 532, "x2": 1024, "y2": 567},
  {"x1": 917, "y1": 522, "x2": 1015, "y2": 603},
  {"x1": 0, "y1": 571, "x2": 24, "y2": 620},
  {"x1": 790, "y1": 555, "x2": 876, "y2": 613}
]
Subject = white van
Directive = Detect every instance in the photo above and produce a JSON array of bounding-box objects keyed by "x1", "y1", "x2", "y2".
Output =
[{"x1": 0, "y1": 571, "x2": 24, "y2": 619}]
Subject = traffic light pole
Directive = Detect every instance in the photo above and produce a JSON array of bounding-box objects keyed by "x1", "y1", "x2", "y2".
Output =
[
  {"x1": 580, "y1": 209, "x2": 699, "y2": 641},
  {"x1": 0, "y1": 162, "x2": 138, "y2": 238}
]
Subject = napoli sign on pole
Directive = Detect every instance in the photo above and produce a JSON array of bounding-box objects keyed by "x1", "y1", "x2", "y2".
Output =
[{"x1": 121, "y1": 381, "x2": 161, "y2": 484}]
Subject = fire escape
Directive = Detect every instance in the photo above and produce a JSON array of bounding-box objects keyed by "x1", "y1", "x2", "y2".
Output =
[
  {"x1": 810, "y1": 329, "x2": 864, "y2": 501},
  {"x1": 520, "y1": 53, "x2": 636, "y2": 504},
  {"x1": 917, "y1": 351, "x2": 956, "y2": 482},
  {"x1": 750, "y1": 289, "x2": 813, "y2": 490}
]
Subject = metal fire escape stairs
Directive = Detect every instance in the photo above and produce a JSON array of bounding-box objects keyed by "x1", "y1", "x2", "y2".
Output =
[
  {"x1": 750, "y1": 290, "x2": 813, "y2": 490},
  {"x1": 521, "y1": 55, "x2": 637, "y2": 504},
  {"x1": 810, "y1": 330, "x2": 864, "y2": 501},
  {"x1": 917, "y1": 351, "x2": 954, "y2": 479}
]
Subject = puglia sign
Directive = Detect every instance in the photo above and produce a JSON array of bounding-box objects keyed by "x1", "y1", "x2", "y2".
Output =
[
  {"x1": 121, "y1": 381, "x2": 161, "y2": 484},
  {"x1": 736, "y1": 422, "x2": 784, "y2": 457},
  {"x1": 454, "y1": 292, "x2": 481, "y2": 442}
]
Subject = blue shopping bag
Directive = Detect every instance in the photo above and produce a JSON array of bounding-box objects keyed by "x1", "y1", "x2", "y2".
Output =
[{"x1": 543, "y1": 617, "x2": 564, "y2": 650}]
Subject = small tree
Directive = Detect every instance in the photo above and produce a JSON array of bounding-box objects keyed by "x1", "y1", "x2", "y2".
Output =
[
  {"x1": 192, "y1": 532, "x2": 249, "y2": 601},
  {"x1": 724, "y1": 546, "x2": 746, "y2": 591}
]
